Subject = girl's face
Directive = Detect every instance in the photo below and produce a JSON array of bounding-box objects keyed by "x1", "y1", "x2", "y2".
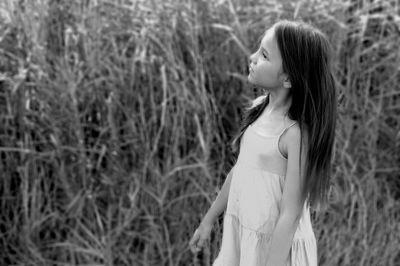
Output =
[{"x1": 248, "y1": 27, "x2": 287, "y2": 89}]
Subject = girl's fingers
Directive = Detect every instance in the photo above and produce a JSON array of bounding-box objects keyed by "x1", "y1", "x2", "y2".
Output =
[
  {"x1": 189, "y1": 237, "x2": 196, "y2": 249},
  {"x1": 189, "y1": 229, "x2": 209, "y2": 253},
  {"x1": 196, "y1": 237, "x2": 207, "y2": 251}
]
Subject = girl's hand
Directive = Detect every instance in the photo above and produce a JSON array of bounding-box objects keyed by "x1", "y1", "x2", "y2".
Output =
[{"x1": 189, "y1": 222, "x2": 213, "y2": 253}]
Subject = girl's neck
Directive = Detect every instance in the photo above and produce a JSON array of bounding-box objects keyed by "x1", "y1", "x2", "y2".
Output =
[{"x1": 263, "y1": 90, "x2": 291, "y2": 118}]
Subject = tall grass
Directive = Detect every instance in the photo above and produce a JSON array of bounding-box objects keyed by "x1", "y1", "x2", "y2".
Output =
[{"x1": 0, "y1": 0, "x2": 399, "y2": 265}]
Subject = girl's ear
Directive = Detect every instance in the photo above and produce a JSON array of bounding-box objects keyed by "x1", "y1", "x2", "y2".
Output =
[{"x1": 283, "y1": 76, "x2": 291, "y2": 89}]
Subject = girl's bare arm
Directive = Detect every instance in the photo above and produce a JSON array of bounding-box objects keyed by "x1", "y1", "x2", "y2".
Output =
[{"x1": 200, "y1": 167, "x2": 234, "y2": 226}]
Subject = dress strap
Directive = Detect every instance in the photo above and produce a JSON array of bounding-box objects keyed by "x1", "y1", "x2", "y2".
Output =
[
  {"x1": 276, "y1": 121, "x2": 297, "y2": 160},
  {"x1": 277, "y1": 121, "x2": 297, "y2": 139}
]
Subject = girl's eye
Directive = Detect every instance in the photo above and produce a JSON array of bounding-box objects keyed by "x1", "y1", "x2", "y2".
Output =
[{"x1": 262, "y1": 52, "x2": 268, "y2": 59}]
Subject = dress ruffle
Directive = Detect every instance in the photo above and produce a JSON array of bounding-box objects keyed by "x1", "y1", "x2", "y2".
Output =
[{"x1": 213, "y1": 214, "x2": 318, "y2": 266}]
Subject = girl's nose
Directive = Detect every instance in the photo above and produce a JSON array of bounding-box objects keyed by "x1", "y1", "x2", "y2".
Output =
[{"x1": 249, "y1": 51, "x2": 257, "y2": 64}]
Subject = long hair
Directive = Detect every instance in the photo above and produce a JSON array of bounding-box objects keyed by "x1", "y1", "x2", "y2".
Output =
[{"x1": 232, "y1": 20, "x2": 337, "y2": 210}]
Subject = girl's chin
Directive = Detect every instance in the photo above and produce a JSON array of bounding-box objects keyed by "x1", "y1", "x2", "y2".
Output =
[{"x1": 247, "y1": 77, "x2": 259, "y2": 87}]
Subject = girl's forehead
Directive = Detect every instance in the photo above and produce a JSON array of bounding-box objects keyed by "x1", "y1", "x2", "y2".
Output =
[
  {"x1": 261, "y1": 27, "x2": 279, "y2": 54},
  {"x1": 262, "y1": 27, "x2": 276, "y2": 45}
]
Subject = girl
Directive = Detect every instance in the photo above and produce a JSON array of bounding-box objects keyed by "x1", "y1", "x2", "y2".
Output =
[{"x1": 189, "y1": 20, "x2": 336, "y2": 266}]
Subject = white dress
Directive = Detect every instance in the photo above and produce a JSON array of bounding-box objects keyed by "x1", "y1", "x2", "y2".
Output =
[{"x1": 212, "y1": 113, "x2": 318, "y2": 266}]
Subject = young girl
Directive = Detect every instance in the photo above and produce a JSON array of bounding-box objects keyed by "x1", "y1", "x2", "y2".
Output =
[{"x1": 189, "y1": 20, "x2": 337, "y2": 266}]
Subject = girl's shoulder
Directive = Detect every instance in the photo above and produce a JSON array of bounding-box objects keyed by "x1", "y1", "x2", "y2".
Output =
[{"x1": 281, "y1": 120, "x2": 309, "y2": 151}]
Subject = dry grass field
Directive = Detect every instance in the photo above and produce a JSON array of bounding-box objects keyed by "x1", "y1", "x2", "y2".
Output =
[{"x1": 0, "y1": 0, "x2": 399, "y2": 265}]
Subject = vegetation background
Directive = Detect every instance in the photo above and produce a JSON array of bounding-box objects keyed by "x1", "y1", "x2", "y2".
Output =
[{"x1": 0, "y1": 0, "x2": 399, "y2": 265}]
